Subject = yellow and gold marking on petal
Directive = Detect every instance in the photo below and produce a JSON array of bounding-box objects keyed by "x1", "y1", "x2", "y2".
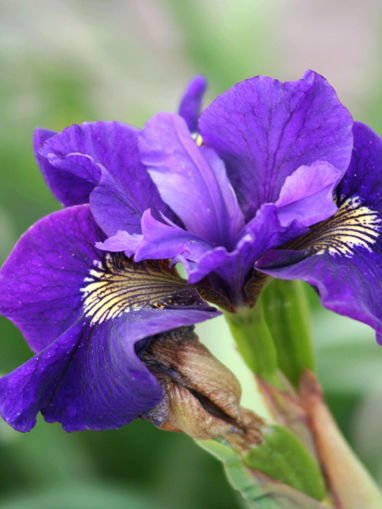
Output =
[
  {"x1": 81, "y1": 254, "x2": 196, "y2": 325},
  {"x1": 294, "y1": 196, "x2": 382, "y2": 257}
]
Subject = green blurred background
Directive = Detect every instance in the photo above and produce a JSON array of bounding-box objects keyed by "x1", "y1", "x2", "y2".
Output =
[{"x1": 1, "y1": 1, "x2": 382, "y2": 508}]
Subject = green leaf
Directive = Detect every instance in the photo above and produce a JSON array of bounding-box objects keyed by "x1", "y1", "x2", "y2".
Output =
[
  {"x1": 244, "y1": 425, "x2": 325, "y2": 501},
  {"x1": 0, "y1": 482, "x2": 165, "y2": 509},
  {"x1": 197, "y1": 439, "x2": 331, "y2": 509}
]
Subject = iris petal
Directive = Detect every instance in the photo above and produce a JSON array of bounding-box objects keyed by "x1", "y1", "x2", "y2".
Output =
[
  {"x1": 199, "y1": 70, "x2": 353, "y2": 221},
  {"x1": 139, "y1": 113, "x2": 244, "y2": 246},
  {"x1": 178, "y1": 75, "x2": 207, "y2": 132},
  {"x1": 37, "y1": 121, "x2": 170, "y2": 235},
  {"x1": 0, "y1": 205, "x2": 103, "y2": 352},
  {"x1": 0, "y1": 304, "x2": 215, "y2": 432},
  {"x1": 275, "y1": 161, "x2": 341, "y2": 228},
  {"x1": 0, "y1": 206, "x2": 218, "y2": 431},
  {"x1": 258, "y1": 122, "x2": 382, "y2": 342}
]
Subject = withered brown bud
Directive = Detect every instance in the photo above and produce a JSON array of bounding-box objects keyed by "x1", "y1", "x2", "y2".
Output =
[{"x1": 142, "y1": 327, "x2": 264, "y2": 445}]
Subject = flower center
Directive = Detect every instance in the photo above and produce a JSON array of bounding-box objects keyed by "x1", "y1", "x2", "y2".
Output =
[
  {"x1": 81, "y1": 254, "x2": 192, "y2": 325},
  {"x1": 296, "y1": 196, "x2": 382, "y2": 257}
]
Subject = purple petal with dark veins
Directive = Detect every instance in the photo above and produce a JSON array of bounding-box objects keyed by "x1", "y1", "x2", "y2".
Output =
[
  {"x1": 258, "y1": 122, "x2": 382, "y2": 343},
  {"x1": 0, "y1": 205, "x2": 104, "y2": 353},
  {"x1": 258, "y1": 246, "x2": 382, "y2": 344},
  {"x1": 0, "y1": 302, "x2": 217, "y2": 432},
  {"x1": 178, "y1": 75, "x2": 207, "y2": 132},
  {"x1": 38, "y1": 122, "x2": 169, "y2": 234},
  {"x1": 199, "y1": 70, "x2": 353, "y2": 221},
  {"x1": 139, "y1": 113, "x2": 244, "y2": 246},
  {"x1": 339, "y1": 122, "x2": 382, "y2": 205}
]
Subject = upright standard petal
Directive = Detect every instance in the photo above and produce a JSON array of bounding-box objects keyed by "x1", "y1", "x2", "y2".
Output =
[
  {"x1": 178, "y1": 75, "x2": 207, "y2": 132},
  {"x1": 36, "y1": 122, "x2": 169, "y2": 235},
  {"x1": 199, "y1": 70, "x2": 353, "y2": 220},
  {"x1": 0, "y1": 206, "x2": 218, "y2": 431},
  {"x1": 139, "y1": 113, "x2": 244, "y2": 246},
  {"x1": 258, "y1": 122, "x2": 382, "y2": 343}
]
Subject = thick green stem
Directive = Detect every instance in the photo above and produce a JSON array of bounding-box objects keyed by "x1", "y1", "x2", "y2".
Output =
[
  {"x1": 261, "y1": 280, "x2": 315, "y2": 387},
  {"x1": 224, "y1": 303, "x2": 280, "y2": 387}
]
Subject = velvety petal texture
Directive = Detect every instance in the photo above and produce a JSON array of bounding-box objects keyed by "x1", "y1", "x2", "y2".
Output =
[
  {"x1": 0, "y1": 204, "x2": 103, "y2": 353},
  {"x1": 0, "y1": 206, "x2": 218, "y2": 431},
  {"x1": 35, "y1": 122, "x2": 170, "y2": 235},
  {"x1": 199, "y1": 70, "x2": 353, "y2": 221},
  {"x1": 258, "y1": 122, "x2": 382, "y2": 343}
]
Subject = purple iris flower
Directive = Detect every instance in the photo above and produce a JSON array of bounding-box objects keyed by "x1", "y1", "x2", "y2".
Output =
[
  {"x1": 29, "y1": 71, "x2": 382, "y2": 349},
  {"x1": 0, "y1": 205, "x2": 217, "y2": 432},
  {"x1": 33, "y1": 72, "x2": 353, "y2": 308},
  {"x1": 2, "y1": 70, "x2": 382, "y2": 434}
]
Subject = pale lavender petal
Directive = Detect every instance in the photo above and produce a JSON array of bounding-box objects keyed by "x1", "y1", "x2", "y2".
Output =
[
  {"x1": 131, "y1": 205, "x2": 306, "y2": 291},
  {"x1": 96, "y1": 230, "x2": 143, "y2": 256},
  {"x1": 135, "y1": 210, "x2": 212, "y2": 262},
  {"x1": 275, "y1": 161, "x2": 341, "y2": 227},
  {"x1": 139, "y1": 113, "x2": 244, "y2": 246}
]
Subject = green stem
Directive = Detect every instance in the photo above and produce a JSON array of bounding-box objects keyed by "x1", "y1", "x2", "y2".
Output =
[
  {"x1": 224, "y1": 303, "x2": 281, "y2": 387},
  {"x1": 261, "y1": 280, "x2": 315, "y2": 387}
]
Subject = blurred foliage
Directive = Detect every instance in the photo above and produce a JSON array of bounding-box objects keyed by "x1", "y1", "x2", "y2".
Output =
[{"x1": 0, "y1": 0, "x2": 382, "y2": 507}]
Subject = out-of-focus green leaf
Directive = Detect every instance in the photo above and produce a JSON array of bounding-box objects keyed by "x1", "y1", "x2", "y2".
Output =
[
  {"x1": 166, "y1": 0, "x2": 272, "y2": 90},
  {"x1": 0, "y1": 482, "x2": 165, "y2": 509},
  {"x1": 312, "y1": 309, "x2": 382, "y2": 395}
]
